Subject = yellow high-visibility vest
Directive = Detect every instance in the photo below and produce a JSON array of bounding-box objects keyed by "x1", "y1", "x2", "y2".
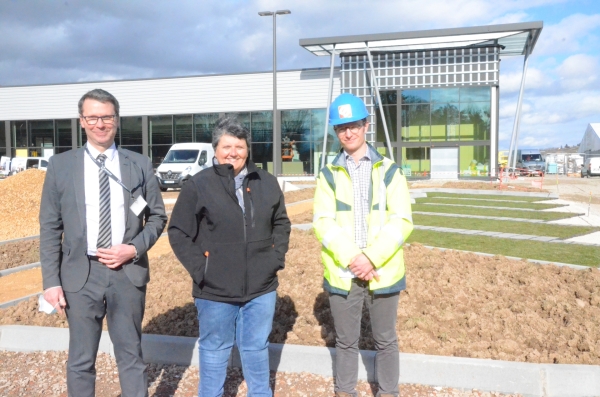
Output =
[{"x1": 313, "y1": 145, "x2": 413, "y2": 294}]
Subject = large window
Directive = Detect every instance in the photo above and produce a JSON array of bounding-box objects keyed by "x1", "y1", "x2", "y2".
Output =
[
  {"x1": 120, "y1": 116, "x2": 143, "y2": 153},
  {"x1": 459, "y1": 145, "x2": 490, "y2": 177},
  {"x1": 249, "y1": 111, "x2": 272, "y2": 171},
  {"x1": 0, "y1": 122, "x2": 6, "y2": 158},
  {"x1": 55, "y1": 119, "x2": 72, "y2": 151},
  {"x1": 194, "y1": 113, "x2": 219, "y2": 143},
  {"x1": 397, "y1": 87, "x2": 490, "y2": 142},
  {"x1": 11, "y1": 121, "x2": 27, "y2": 149},
  {"x1": 149, "y1": 116, "x2": 173, "y2": 167},
  {"x1": 174, "y1": 115, "x2": 193, "y2": 143}
]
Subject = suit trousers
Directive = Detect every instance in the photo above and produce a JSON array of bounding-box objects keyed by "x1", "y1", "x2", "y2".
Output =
[
  {"x1": 64, "y1": 259, "x2": 147, "y2": 397},
  {"x1": 329, "y1": 279, "x2": 401, "y2": 397}
]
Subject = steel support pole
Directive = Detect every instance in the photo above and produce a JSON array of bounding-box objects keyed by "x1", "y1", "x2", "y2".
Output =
[
  {"x1": 507, "y1": 39, "x2": 531, "y2": 173},
  {"x1": 320, "y1": 45, "x2": 337, "y2": 170},
  {"x1": 366, "y1": 43, "x2": 393, "y2": 157},
  {"x1": 271, "y1": 13, "x2": 281, "y2": 177}
]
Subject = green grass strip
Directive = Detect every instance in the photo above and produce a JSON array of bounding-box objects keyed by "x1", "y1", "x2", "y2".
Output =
[
  {"x1": 415, "y1": 197, "x2": 565, "y2": 210},
  {"x1": 425, "y1": 192, "x2": 554, "y2": 202},
  {"x1": 407, "y1": 230, "x2": 600, "y2": 267},
  {"x1": 413, "y1": 213, "x2": 600, "y2": 239},
  {"x1": 412, "y1": 204, "x2": 577, "y2": 221}
]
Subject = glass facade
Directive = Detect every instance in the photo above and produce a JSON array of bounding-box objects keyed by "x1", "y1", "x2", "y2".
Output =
[
  {"x1": 400, "y1": 87, "x2": 490, "y2": 143},
  {"x1": 55, "y1": 119, "x2": 72, "y2": 154},
  {"x1": 194, "y1": 113, "x2": 219, "y2": 143},
  {"x1": 375, "y1": 86, "x2": 492, "y2": 178},
  {"x1": 0, "y1": 122, "x2": 6, "y2": 158}
]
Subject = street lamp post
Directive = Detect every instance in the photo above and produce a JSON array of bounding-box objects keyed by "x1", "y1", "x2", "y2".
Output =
[{"x1": 259, "y1": 9, "x2": 290, "y2": 177}]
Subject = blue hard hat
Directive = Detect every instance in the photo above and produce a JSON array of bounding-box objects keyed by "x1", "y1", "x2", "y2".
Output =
[{"x1": 329, "y1": 93, "x2": 369, "y2": 126}]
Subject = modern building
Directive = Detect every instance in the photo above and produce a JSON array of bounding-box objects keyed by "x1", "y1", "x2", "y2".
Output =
[
  {"x1": 0, "y1": 21, "x2": 542, "y2": 179},
  {"x1": 579, "y1": 123, "x2": 600, "y2": 156}
]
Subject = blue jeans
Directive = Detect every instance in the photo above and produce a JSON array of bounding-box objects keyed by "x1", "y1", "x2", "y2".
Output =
[{"x1": 194, "y1": 291, "x2": 276, "y2": 397}]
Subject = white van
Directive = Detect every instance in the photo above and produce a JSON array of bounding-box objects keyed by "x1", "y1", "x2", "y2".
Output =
[
  {"x1": 2, "y1": 157, "x2": 49, "y2": 176},
  {"x1": 581, "y1": 156, "x2": 600, "y2": 178},
  {"x1": 155, "y1": 143, "x2": 214, "y2": 191}
]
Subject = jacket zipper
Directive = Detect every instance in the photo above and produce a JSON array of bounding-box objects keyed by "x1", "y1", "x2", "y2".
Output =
[
  {"x1": 204, "y1": 251, "x2": 209, "y2": 277},
  {"x1": 247, "y1": 187, "x2": 255, "y2": 228}
]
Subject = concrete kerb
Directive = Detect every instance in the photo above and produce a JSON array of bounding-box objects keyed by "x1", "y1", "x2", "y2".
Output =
[
  {"x1": 0, "y1": 234, "x2": 39, "y2": 246},
  {"x1": 0, "y1": 261, "x2": 40, "y2": 277},
  {"x1": 1, "y1": 325, "x2": 599, "y2": 397}
]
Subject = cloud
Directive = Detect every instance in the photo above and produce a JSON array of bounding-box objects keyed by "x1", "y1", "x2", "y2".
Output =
[
  {"x1": 556, "y1": 54, "x2": 600, "y2": 90},
  {"x1": 534, "y1": 13, "x2": 600, "y2": 57},
  {"x1": 501, "y1": 68, "x2": 549, "y2": 93}
]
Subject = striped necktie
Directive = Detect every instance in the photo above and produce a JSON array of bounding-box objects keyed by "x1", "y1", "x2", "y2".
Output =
[{"x1": 97, "y1": 154, "x2": 112, "y2": 249}]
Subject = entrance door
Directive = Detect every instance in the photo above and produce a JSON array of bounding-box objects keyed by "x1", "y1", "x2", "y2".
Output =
[{"x1": 430, "y1": 148, "x2": 458, "y2": 179}]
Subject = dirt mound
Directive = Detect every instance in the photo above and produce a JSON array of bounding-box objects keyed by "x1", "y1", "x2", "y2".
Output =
[
  {"x1": 3, "y1": 230, "x2": 600, "y2": 365},
  {"x1": 0, "y1": 240, "x2": 40, "y2": 271},
  {"x1": 0, "y1": 169, "x2": 46, "y2": 240}
]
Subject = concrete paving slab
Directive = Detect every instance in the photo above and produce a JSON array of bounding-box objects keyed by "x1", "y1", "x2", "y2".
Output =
[
  {"x1": 291, "y1": 223, "x2": 312, "y2": 231},
  {"x1": 411, "y1": 188, "x2": 559, "y2": 199},
  {"x1": 457, "y1": 230, "x2": 483, "y2": 235},
  {"x1": 530, "y1": 236, "x2": 559, "y2": 242},
  {"x1": 1, "y1": 325, "x2": 599, "y2": 397},
  {"x1": 510, "y1": 234, "x2": 536, "y2": 240}
]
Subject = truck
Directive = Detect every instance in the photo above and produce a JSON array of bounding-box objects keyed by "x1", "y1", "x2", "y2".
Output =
[
  {"x1": 516, "y1": 149, "x2": 545, "y2": 176},
  {"x1": 155, "y1": 143, "x2": 214, "y2": 191},
  {"x1": 581, "y1": 155, "x2": 600, "y2": 178}
]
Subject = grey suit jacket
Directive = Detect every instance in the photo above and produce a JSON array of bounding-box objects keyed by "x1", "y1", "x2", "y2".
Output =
[{"x1": 40, "y1": 146, "x2": 167, "y2": 292}]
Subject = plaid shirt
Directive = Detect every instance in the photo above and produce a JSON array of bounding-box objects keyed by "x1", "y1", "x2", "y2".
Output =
[{"x1": 345, "y1": 149, "x2": 372, "y2": 249}]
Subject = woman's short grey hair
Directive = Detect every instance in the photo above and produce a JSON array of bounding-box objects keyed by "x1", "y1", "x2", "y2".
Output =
[
  {"x1": 78, "y1": 89, "x2": 120, "y2": 117},
  {"x1": 212, "y1": 117, "x2": 251, "y2": 151}
]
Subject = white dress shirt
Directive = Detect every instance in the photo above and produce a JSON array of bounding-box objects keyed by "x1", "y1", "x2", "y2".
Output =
[{"x1": 84, "y1": 143, "x2": 126, "y2": 255}]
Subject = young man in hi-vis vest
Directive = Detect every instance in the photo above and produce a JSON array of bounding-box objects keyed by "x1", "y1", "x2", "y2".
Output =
[{"x1": 313, "y1": 93, "x2": 413, "y2": 397}]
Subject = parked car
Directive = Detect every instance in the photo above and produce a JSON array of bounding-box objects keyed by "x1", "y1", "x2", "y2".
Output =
[
  {"x1": 155, "y1": 143, "x2": 214, "y2": 191},
  {"x1": 516, "y1": 149, "x2": 545, "y2": 176},
  {"x1": 581, "y1": 156, "x2": 600, "y2": 178}
]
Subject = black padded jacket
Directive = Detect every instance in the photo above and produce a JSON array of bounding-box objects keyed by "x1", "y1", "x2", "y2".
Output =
[{"x1": 168, "y1": 159, "x2": 291, "y2": 302}]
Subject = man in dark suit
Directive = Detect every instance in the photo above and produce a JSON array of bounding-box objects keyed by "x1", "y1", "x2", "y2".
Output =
[{"x1": 40, "y1": 88, "x2": 167, "y2": 397}]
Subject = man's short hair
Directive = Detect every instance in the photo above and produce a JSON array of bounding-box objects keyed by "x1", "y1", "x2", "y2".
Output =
[{"x1": 78, "y1": 89, "x2": 120, "y2": 117}]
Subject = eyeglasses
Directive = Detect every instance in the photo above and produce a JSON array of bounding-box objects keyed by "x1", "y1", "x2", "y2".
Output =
[
  {"x1": 82, "y1": 115, "x2": 116, "y2": 125},
  {"x1": 334, "y1": 122, "x2": 365, "y2": 134}
]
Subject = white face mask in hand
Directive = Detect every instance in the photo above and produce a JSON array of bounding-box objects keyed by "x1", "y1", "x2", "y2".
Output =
[{"x1": 38, "y1": 294, "x2": 57, "y2": 315}]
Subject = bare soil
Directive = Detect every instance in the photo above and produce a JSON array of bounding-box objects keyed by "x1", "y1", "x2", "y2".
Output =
[
  {"x1": 0, "y1": 240, "x2": 39, "y2": 271},
  {"x1": 2, "y1": 229, "x2": 600, "y2": 366},
  {"x1": 2, "y1": 177, "x2": 600, "y2": 369}
]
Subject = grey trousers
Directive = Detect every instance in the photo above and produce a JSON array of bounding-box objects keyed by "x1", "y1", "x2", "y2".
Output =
[
  {"x1": 329, "y1": 279, "x2": 400, "y2": 397},
  {"x1": 64, "y1": 259, "x2": 147, "y2": 397}
]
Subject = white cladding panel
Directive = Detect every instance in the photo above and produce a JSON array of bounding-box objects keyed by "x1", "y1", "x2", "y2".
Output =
[{"x1": 0, "y1": 69, "x2": 341, "y2": 120}]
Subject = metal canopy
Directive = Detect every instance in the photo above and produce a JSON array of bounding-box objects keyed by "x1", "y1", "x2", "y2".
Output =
[{"x1": 300, "y1": 21, "x2": 543, "y2": 58}]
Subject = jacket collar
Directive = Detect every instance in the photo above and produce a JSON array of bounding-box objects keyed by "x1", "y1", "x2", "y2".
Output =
[
  {"x1": 212, "y1": 158, "x2": 259, "y2": 179},
  {"x1": 331, "y1": 142, "x2": 384, "y2": 168}
]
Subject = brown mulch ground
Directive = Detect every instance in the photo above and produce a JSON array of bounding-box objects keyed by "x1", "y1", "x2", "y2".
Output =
[
  {"x1": 2, "y1": 229, "x2": 600, "y2": 365},
  {"x1": 0, "y1": 170, "x2": 46, "y2": 240},
  {"x1": 0, "y1": 351, "x2": 518, "y2": 397},
  {"x1": 284, "y1": 187, "x2": 316, "y2": 203}
]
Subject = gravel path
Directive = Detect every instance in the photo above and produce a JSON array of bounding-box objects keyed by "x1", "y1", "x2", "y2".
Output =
[{"x1": 0, "y1": 351, "x2": 520, "y2": 396}]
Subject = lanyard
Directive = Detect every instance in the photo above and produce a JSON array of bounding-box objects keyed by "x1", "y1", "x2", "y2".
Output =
[{"x1": 85, "y1": 147, "x2": 132, "y2": 195}]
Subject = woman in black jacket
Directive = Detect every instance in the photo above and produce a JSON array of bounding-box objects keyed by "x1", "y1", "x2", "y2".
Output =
[{"x1": 168, "y1": 117, "x2": 290, "y2": 397}]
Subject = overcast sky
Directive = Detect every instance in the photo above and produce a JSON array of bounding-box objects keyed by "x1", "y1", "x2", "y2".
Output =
[{"x1": 1, "y1": 0, "x2": 598, "y2": 149}]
